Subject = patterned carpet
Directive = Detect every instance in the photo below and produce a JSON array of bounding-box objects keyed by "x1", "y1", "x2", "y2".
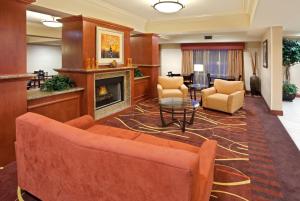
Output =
[
  {"x1": 2, "y1": 96, "x2": 300, "y2": 201},
  {"x1": 99, "y1": 98, "x2": 252, "y2": 201}
]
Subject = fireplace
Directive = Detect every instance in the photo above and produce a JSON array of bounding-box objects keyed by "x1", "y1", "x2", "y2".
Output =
[
  {"x1": 95, "y1": 76, "x2": 124, "y2": 109},
  {"x1": 94, "y1": 71, "x2": 131, "y2": 119}
]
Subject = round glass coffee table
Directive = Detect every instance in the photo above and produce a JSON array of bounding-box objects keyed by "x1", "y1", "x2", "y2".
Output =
[{"x1": 159, "y1": 98, "x2": 200, "y2": 132}]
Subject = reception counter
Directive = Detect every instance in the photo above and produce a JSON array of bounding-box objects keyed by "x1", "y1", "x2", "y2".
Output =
[{"x1": 27, "y1": 88, "x2": 84, "y2": 122}]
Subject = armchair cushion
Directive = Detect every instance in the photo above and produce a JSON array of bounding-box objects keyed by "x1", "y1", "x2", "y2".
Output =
[
  {"x1": 161, "y1": 89, "x2": 184, "y2": 98},
  {"x1": 65, "y1": 115, "x2": 95, "y2": 130},
  {"x1": 206, "y1": 93, "x2": 229, "y2": 113},
  {"x1": 158, "y1": 76, "x2": 184, "y2": 89},
  {"x1": 214, "y1": 79, "x2": 244, "y2": 95}
]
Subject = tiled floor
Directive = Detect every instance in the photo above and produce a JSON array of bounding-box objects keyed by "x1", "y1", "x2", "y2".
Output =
[{"x1": 278, "y1": 97, "x2": 300, "y2": 150}]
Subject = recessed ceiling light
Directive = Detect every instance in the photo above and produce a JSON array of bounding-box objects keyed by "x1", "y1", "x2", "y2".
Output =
[{"x1": 150, "y1": 0, "x2": 186, "y2": 14}]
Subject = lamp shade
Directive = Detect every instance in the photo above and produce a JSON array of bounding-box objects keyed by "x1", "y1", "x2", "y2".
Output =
[{"x1": 194, "y1": 64, "x2": 204, "y2": 72}]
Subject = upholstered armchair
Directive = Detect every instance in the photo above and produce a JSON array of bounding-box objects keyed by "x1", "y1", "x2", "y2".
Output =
[
  {"x1": 157, "y1": 76, "x2": 188, "y2": 99},
  {"x1": 202, "y1": 79, "x2": 245, "y2": 114}
]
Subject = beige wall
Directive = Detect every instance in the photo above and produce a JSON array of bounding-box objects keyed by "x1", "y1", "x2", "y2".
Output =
[
  {"x1": 260, "y1": 26, "x2": 283, "y2": 111},
  {"x1": 160, "y1": 44, "x2": 182, "y2": 76}
]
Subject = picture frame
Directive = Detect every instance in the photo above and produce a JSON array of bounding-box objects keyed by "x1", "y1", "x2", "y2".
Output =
[
  {"x1": 263, "y1": 40, "x2": 268, "y2": 68},
  {"x1": 96, "y1": 27, "x2": 124, "y2": 65}
]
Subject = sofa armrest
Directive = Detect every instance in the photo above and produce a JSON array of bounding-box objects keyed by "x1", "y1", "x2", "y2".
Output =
[
  {"x1": 201, "y1": 87, "x2": 216, "y2": 107},
  {"x1": 180, "y1": 84, "x2": 188, "y2": 97},
  {"x1": 65, "y1": 115, "x2": 95, "y2": 129},
  {"x1": 192, "y1": 140, "x2": 217, "y2": 201},
  {"x1": 157, "y1": 84, "x2": 163, "y2": 99},
  {"x1": 227, "y1": 90, "x2": 245, "y2": 113}
]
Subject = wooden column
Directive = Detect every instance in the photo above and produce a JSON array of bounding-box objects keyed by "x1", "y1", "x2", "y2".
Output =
[
  {"x1": 130, "y1": 34, "x2": 160, "y2": 98},
  {"x1": 0, "y1": 0, "x2": 35, "y2": 166}
]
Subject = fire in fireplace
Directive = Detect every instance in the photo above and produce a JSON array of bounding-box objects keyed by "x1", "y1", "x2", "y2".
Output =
[{"x1": 95, "y1": 76, "x2": 124, "y2": 109}]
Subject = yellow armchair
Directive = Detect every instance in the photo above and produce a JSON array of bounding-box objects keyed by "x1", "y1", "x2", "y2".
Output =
[
  {"x1": 157, "y1": 76, "x2": 188, "y2": 99},
  {"x1": 202, "y1": 79, "x2": 245, "y2": 114}
]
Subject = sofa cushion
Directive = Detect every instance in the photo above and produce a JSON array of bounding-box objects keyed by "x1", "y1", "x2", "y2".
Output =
[
  {"x1": 158, "y1": 76, "x2": 183, "y2": 89},
  {"x1": 134, "y1": 134, "x2": 200, "y2": 153},
  {"x1": 86, "y1": 125, "x2": 141, "y2": 140},
  {"x1": 206, "y1": 93, "x2": 229, "y2": 112},
  {"x1": 214, "y1": 79, "x2": 244, "y2": 95},
  {"x1": 162, "y1": 89, "x2": 183, "y2": 98}
]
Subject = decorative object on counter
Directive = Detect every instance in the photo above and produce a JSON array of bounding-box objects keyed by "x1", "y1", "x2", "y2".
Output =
[
  {"x1": 85, "y1": 58, "x2": 91, "y2": 69},
  {"x1": 127, "y1": 58, "x2": 132, "y2": 67},
  {"x1": 134, "y1": 68, "x2": 144, "y2": 77},
  {"x1": 40, "y1": 75, "x2": 75, "y2": 92},
  {"x1": 96, "y1": 27, "x2": 124, "y2": 65},
  {"x1": 110, "y1": 60, "x2": 117, "y2": 68},
  {"x1": 282, "y1": 82, "x2": 298, "y2": 102},
  {"x1": 250, "y1": 51, "x2": 261, "y2": 96}
]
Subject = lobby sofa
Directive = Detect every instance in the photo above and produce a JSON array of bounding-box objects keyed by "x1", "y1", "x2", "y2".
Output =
[
  {"x1": 16, "y1": 113, "x2": 217, "y2": 201},
  {"x1": 202, "y1": 79, "x2": 245, "y2": 114},
  {"x1": 157, "y1": 76, "x2": 188, "y2": 99}
]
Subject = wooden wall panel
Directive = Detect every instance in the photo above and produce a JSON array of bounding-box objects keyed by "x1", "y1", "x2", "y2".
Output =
[
  {"x1": 0, "y1": 80, "x2": 27, "y2": 165},
  {"x1": 28, "y1": 92, "x2": 82, "y2": 122},
  {"x1": 134, "y1": 77, "x2": 150, "y2": 102},
  {"x1": 61, "y1": 16, "x2": 133, "y2": 70}
]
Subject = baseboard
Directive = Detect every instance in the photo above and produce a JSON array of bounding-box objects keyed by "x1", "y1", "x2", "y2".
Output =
[{"x1": 261, "y1": 95, "x2": 283, "y2": 116}]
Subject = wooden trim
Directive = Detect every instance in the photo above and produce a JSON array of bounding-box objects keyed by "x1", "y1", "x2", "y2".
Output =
[
  {"x1": 270, "y1": 110, "x2": 284, "y2": 116},
  {"x1": 181, "y1": 42, "x2": 245, "y2": 50},
  {"x1": 17, "y1": 0, "x2": 35, "y2": 4},
  {"x1": 60, "y1": 15, "x2": 133, "y2": 31},
  {"x1": 261, "y1": 95, "x2": 283, "y2": 116},
  {"x1": 28, "y1": 95, "x2": 80, "y2": 110},
  {"x1": 131, "y1": 33, "x2": 160, "y2": 38},
  {"x1": 134, "y1": 64, "x2": 160, "y2": 68},
  {"x1": 0, "y1": 73, "x2": 34, "y2": 82}
]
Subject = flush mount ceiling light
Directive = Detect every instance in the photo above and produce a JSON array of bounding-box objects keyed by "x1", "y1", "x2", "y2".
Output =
[
  {"x1": 42, "y1": 17, "x2": 62, "y2": 28},
  {"x1": 151, "y1": 0, "x2": 186, "y2": 14}
]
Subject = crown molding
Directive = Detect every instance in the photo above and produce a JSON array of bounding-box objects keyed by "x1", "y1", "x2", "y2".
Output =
[{"x1": 17, "y1": 0, "x2": 36, "y2": 4}]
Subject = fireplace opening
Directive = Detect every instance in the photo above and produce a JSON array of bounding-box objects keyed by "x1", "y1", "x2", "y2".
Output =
[{"x1": 95, "y1": 76, "x2": 124, "y2": 109}]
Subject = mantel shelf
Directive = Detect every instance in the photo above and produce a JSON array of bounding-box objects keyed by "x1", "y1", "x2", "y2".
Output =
[{"x1": 55, "y1": 67, "x2": 136, "y2": 74}]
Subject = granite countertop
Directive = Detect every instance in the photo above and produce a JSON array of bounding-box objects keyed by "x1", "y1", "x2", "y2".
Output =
[
  {"x1": 134, "y1": 76, "x2": 150, "y2": 80},
  {"x1": 27, "y1": 87, "x2": 84, "y2": 101}
]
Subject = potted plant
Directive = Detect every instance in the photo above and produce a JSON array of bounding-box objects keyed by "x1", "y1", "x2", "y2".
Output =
[
  {"x1": 282, "y1": 38, "x2": 300, "y2": 101},
  {"x1": 41, "y1": 75, "x2": 75, "y2": 92},
  {"x1": 250, "y1": 51, "x2": 260, "y2": 95},
  {"x1": 283, "y1": 82, "x2": 298, "y2": 101}
]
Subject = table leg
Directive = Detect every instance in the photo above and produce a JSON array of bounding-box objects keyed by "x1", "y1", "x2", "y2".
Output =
[
  {"x1": 190, "y1": 108, "x2": 196, "y2": 124},
  {"x1": 182, "y1": 109, "x2": 186, "y2": 132},
  {"x1": 194, "y1": 89, "x2": 196, "y2": 100},
  {"x1": 160, "y1": 106, "x2": 166, "y2": 127},
  {"x1": 190, "y1": 88, "x2": 193, "y2": 99}
]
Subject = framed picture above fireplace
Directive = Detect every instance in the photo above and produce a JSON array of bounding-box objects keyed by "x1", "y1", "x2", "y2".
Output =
[{"x1": 96, "y1": 27, "x2": 124, "y2": 65}]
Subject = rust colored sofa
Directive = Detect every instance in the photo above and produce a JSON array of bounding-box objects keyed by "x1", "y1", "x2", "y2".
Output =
[
  {"x1": 202, "y1": 79, "x2": 245, "y2": 114},
  {"x1": 16, "y1": 112, "x2": 217, "y2": 201}
]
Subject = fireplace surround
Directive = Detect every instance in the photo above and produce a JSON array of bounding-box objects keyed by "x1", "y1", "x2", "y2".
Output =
[{"x1": 94, "y1": 71, "x2": 131, "y2": 119}]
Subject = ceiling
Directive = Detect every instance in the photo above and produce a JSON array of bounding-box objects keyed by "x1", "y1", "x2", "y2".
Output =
[
  {"x1": 29, "y1": 0, "x2": 300, "y2": 44},
  {"x1": 100, "y1": 0, "x2": 248, "y2": 21}
]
